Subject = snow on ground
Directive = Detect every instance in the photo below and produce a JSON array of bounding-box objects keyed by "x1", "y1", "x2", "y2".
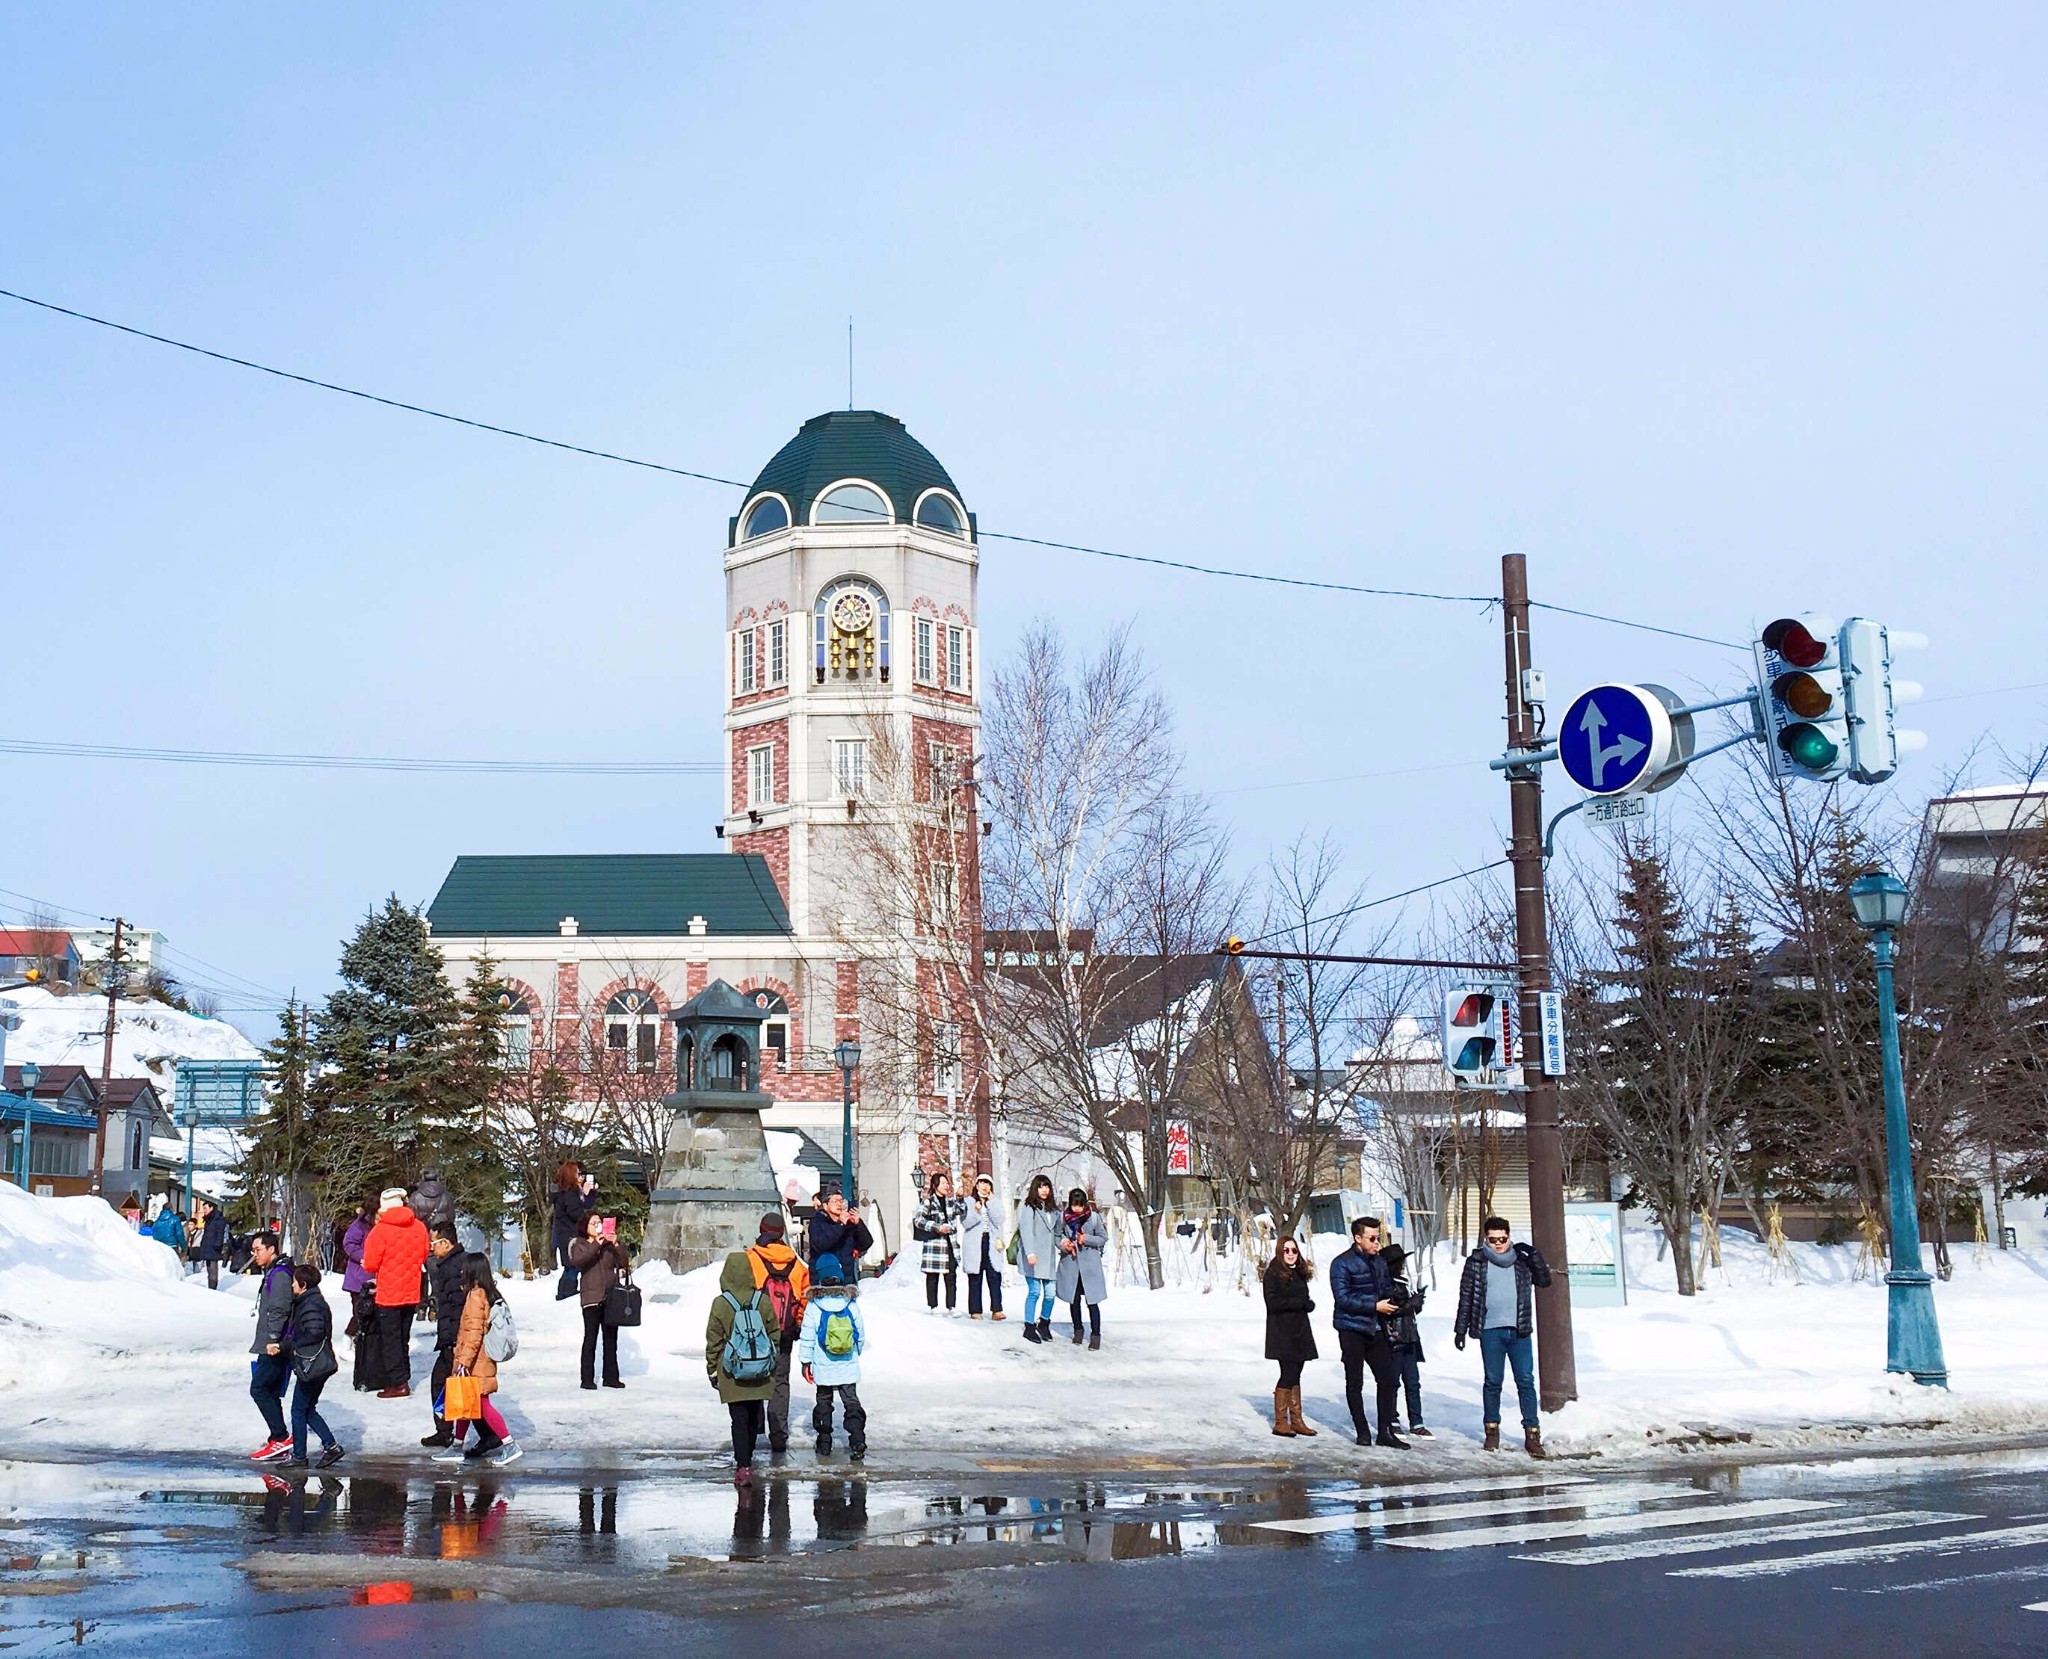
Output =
[
  {"x1": 2, "y1": 1180, "x2": 2044, "y2": 1469},
  {"x1": 2, "y1": 983, "x2": 262, "y2": 1090}
]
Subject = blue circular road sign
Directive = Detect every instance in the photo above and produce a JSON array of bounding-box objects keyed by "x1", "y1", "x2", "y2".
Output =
[{"x1": 1558, "y1": 684, "x2": 1672, "y2": 796}]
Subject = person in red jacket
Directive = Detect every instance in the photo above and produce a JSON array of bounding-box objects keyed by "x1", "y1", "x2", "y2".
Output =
[{"x1": 360, "y1": 1187, "x2": 431, "y2": 1397}]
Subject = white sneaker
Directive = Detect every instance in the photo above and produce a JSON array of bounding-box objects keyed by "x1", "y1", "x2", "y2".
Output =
[
  {"x1": 489, "y1": 1440, "x2": 523, "y2": 1468},
  {"x1": 430, "y1": 1446, "x2": 468, "y2": 1464}
]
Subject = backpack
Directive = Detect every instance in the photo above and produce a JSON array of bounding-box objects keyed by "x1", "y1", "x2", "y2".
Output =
[
  {"x1": 720, "y1": 1291, "x2": 776, "y2": 1384},
  {"x1": 483, "y1": 1298, "x2": 519, "y2": 1364},
  {"x1": 758, "y1": 1254, "x2": 801, "y2": 1334},
  {"x1": 820, "y1": 1301, "x2": 860, "y2": 1360}
]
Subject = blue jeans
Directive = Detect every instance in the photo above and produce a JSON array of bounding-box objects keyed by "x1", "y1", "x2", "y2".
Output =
[
  {"x1": 1480, "y1": 1327, "x2": 1539, "y2": 1430},
  {"x1": 1394, "y1": 1344, "x2": 1424, "y2": 1425},
  {"x1": 290, "y1": 1375, "x2": 335, "y2": 1458},
  {"x1": 1023, "y1": 1276, "x2": 1056, "y2": 1323},
  {"x1": 250, "y1": 1353, "x2": 290, "y2": 1441}
]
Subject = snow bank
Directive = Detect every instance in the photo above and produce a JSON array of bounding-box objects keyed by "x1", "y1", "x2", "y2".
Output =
[
  {"x1": 3, "y1": 1182, "x2": 2044, "y2": 1468},
  {"x1": 2, "y1": 984, "x2": 262, "y2": 1096}
]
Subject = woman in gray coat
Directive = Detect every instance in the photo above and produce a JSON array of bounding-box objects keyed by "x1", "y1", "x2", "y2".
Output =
[
  {"x1": 957, "y1": 1173, "x2": 1007, "y2": 1322},
  {"x1": 1053, "y1": 1188, "x2": 1109, "y2": 1350},
  {"x1": 1016, "y1": 1174, "x2": 1063, "y2": 1345}
]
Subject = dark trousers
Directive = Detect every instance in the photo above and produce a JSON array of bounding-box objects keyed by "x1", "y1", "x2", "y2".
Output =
[
  {"x1": 351, "y1": 1291, "x2": 380, "y2": 1390},
  {"x1": 1276, "y1": 1356, "x2": 1306, "y2": 1389},
  {"x1": 205, "y1": 1260, "x2": 220, "y2": 1290},
  {"x1": 767, "y1": 1341, "x2": 794, "y2": 1451},
  {"x1": 1069, "y1": 1297, "x2": 1102, "y2": 1339},
  {"x1": 729, "y1": 1399, "x2": 766, "y2": 1466},
  {"x1": 555, "y1": 1240, "x2": 580, "y2": 1300},
  {"x1": 966, "y1": 1240, "x2": 1004, "y2": 1315},
  {"x1": 924, "y1": 1269, "x2": 957, "y2": 1310},
  {"x1": 1394, "y1": 1343, "x2": 1425, "y2": 1425},
  {"x1": 290, "y1": 1374, "x2": 334, "y2": 1458},
  {"x1": 429, "y1": 1344, "x2": 455, "y2": 1437},
  {"x1": 812, "y1": 1383, "x2": 866, "y2": 1453},
  {"x1": 580, "y1": 1304, "x2": 621, "y2": 1387},
  {"x1": 377, "y1": 1303, "x2": 417, "y2": 1389},
  {"x1": 250, "y1": 1352, "x2": 290, "y2": 1441},
  {"x1": 1339, "y1": 1327, "x2": 1400, "y2": 1440}
]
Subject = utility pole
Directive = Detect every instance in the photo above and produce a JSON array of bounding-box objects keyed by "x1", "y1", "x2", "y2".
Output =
[
  {"x1": 89, "y1": 917, "x2": 127, "y2": 1199},
  {"x1": 1500, "y1": 558, "x2": 1577, "y2": 1409}
]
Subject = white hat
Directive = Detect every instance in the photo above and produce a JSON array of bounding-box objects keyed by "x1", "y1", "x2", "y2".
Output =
[{"x1": 379, "y1": 1187, "x2": 408, "y2": 1210}]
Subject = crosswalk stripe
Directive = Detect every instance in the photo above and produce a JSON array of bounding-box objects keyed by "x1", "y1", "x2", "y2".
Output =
[
  {"x1": 1521, "y1": 1509, "x2": 1980, "y2": 1566},
  {"x1": 1386, "y1": 1497, "x2": 1834, "y2": 1552},
  {"x1": 1254, "y1": 1481, "x2": 1698, "y2": 1536},
  {"x1": 1671, "y1": 1521, "x2": 2048, "y2": 1581},
  {"x1": 2025, "y1": 1602, "x2": 2048, "y2": 1613},
  {"x1": 1315, "y1": 1475, "x2": 1597, "y2": 1504}
]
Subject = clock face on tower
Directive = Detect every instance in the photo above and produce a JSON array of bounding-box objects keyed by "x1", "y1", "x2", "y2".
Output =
[{"x1": 830, "y1": 590, "x2": 876, "y2": 635}]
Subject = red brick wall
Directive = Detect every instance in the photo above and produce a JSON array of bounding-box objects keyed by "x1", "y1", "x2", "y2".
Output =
[
  {"x1": 729, "y1": 717, "x2": 792, "y2": 816},
  {"x1": 729, "y1": 825, "x2": 790, "y2": 898}
]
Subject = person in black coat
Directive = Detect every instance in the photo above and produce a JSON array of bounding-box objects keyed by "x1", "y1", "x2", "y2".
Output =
[
  {"x1": 282, "y1": 1264, "x2": 344, "y2": 1468},
  {"x1": 551, "y1": 1161, "x2": 597, "y2": 1300},
  {"x1": 1382, "y1": 1243, "x2": 1431, "y2": 1438},
  {"x1": 420, "y1": 1223, "x2": 470, "y2": 1448},
  {"x1": 195, "y1": 1200, "x2": 228, "y2": 1290},
  {"x1": 806, "y1": 1188, "x2": 874, "y2": 1274},
  {"x1": 1261, "y1": 1237, "x2": 1319, "y2": 1438}
]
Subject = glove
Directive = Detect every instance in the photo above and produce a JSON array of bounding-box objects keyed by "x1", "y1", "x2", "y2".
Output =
[
  {"x1": 1454, "y1": 1334, "x2": 1466, "y2": 1352},
  {"x1": 802, "y1": 1364, "x2": 815, "y2": 1384}
]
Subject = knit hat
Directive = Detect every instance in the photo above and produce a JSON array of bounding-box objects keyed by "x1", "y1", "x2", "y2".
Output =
[
  {"x1": 812, "y1": 1252, "x2": 848, "y2": 1286},
  {"x1": 757, "y1": 1212, "x2": 786, "y2": 1242},
  {"x1": 378, "y1": 1187, "x2": 408, "y2": 1211}
]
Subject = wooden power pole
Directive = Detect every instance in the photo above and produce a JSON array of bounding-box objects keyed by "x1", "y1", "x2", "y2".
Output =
[
  {"x1": 1499, "y1": 557, "x2": 1577, "y2": 1409},
  {"x1": 89, "y1": 916, "x2": 126, "y2": 1199}
]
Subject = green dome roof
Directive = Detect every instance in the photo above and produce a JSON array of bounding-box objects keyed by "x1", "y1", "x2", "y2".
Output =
[{"x1": 737, "y1": 410, "x2": 966, "y2": 539}]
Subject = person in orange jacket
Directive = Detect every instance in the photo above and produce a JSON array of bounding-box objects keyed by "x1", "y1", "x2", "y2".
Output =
[
  {"x1": 744, "y1": 1212, "x2": 810, "y2": 1457},
  {"x1": 360, "y1": 1187, "x2": 431, "y2": 1398}
]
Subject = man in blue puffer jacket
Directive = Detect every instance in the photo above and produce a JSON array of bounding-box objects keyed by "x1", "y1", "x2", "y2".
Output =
[{"x1": 1329, "y1": 1215, "x2": 1407, "y2": 1449}]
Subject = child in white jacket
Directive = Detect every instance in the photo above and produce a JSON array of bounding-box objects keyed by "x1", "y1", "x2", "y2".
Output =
[{"x1": 797, "y1": 1252, "x2": 867, "y2": 1460}]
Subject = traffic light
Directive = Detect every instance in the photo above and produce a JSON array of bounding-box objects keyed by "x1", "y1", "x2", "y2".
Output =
[
  {"x1": 1754, "y1": 616, "x2": 1849, "y2": 782},
  {"x1": 1222, "y1": 937, "x2": 1247, "y2": 956},
  {"x1": 1441, "y1": 985, "x2": 1508, "y2": 1084},
  {"x1": 1838, "y1": 618, "x2": 1927, "y2": 785}
]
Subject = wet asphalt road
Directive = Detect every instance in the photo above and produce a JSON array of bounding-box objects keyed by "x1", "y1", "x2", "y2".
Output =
[{"x1": 4, "y1": 1447, "x2": 2047, "y2": 1656}]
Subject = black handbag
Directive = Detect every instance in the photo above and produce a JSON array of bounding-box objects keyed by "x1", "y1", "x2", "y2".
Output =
[
  {"x1": 602, "y1": 1269, "x2": 642, "y2": 1328},
  {"x1": 293, "y1": 1341, "x2": 339, "y2": 1385}
]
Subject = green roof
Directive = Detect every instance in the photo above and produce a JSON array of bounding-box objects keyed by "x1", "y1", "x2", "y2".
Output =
[
  {"x1": 426, "y1": 855, "x2": 792, "y2": 939},
  {"x1": 737, "y1": 409, "x2": 967, "y2": 539}
]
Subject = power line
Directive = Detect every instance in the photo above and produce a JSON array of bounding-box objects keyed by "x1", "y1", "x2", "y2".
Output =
[
  {"x1": 2, "y1": 285, "x2": 1742, "y2": 648},
  {"x1": 1240, "y1": 858, "x2": 1507, "y2": 946},
  {"x1": 0, "y1": 736, "x2": 722, "y2": 775}
]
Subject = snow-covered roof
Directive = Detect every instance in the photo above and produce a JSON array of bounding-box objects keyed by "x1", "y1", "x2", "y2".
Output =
[{"x1": 0, "y1": 985, "x2": 262, "y2": 1106}]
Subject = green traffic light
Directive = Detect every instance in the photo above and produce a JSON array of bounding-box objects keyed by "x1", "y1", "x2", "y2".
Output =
[{"x1": 1780, "y1": 723, "x2": 1840, "y2": 772}]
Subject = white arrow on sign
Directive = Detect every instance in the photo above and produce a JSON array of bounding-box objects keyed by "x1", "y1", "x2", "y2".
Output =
[{"x1": 1579, "y1": 699, "x2": 1647, "y2": 789}]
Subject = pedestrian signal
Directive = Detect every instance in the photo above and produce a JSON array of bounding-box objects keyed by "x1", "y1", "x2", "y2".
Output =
[{"x1": 1441, "y1": 986, "x2": 1508, "y2": 1083}]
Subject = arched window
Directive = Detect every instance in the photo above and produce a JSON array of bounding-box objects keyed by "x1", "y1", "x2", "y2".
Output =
[
  {"x1": 915, "y1": 491, "x2": 965, "y2": 536},
  {"x1": 750, "y1": 989, "x2": 790, "y2": 1065},
  {"x1": 497, "y1": 993, "x2": 533, "y2": 1070},
  {"x1": 705, "y1": 1032, "x2": 752, "y2": 1091},
  {"x1": 605, "y1": 990, "x2": 661, "y2": 1073},
  {"x1": 742, "y1": 496, "x2": 790, "y2": 539},
  {"x1": 813, "y1": 578, "x2": 891, "y2": 682},
  {"x1": 814, "y1": 482, "x2": 893, "y2": 524}
]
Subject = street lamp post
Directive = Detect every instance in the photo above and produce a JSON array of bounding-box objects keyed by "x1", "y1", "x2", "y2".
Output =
[
  {"x1": 832, "y1": 1038, "x2": 862, "y2": 1203},
  {"x1": 18, "y1": 1061, "x2": 41, "y2": 1192},
  {"x1": 1847, "y1": 870, "x2": 1948, "y2": 1387}
]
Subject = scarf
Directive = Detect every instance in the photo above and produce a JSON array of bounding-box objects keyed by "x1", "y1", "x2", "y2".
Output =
[{"x1": 1062, "y1": 1205, "x2": 1091, "y2": 1243}]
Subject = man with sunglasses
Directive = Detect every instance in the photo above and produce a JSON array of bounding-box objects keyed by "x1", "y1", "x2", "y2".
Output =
[
  {"x1": 1329, "y1": 1214, "x2": 1408, "y2": 1449},
  {"x1": 1453, "y1": 1216, "x2": 1553, "y2": 1455}
]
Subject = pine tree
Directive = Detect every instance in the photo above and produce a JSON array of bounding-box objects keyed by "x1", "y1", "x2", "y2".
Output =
[{"x1": 241, "y1": 997, "x2": 321, "y2": 1249}]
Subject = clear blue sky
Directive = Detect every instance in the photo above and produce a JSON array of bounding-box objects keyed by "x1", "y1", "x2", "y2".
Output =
[{"x1": 3, "y1": 4, "x2": 2043, "y2": 1034}]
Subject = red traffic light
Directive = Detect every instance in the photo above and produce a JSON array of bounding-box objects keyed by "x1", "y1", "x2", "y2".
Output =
[
  {"x1": 1449, "y1": 992, "x2": 1494, "y2": 1028},
  {"x1": 1762, "y1": 618, "x2": 1828, "y2": 669}
]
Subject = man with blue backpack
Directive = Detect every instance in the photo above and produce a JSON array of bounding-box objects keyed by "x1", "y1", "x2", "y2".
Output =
[
  {"x1": 706, "y1": 1249, "x2": 782, "y2": 1490},
  {"x1": 797, "y1": 1253, "x2": 867, "y2": 1462}
]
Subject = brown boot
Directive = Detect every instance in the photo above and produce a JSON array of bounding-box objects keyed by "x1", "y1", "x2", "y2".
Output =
[
  {"x1": 1524, "y1": 1426, "x2": 1546, "y2": 1458},
  {"x1": 1483, "y1": 1422, "x2": 1502, "y2": 1451},
  {"x1": 1288, "y1": 1388, "x2": 1318, "y2": 1436},
  {"x1": 1272, "y1": 1389, "x2": 1297, "y2": 1437}
]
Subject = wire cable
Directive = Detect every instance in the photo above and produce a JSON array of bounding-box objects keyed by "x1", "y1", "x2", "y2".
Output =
[
  {"x1": 0, "y1": 736, "x2": 722, "y2": 775},
  {"x1": 2, "y1": 285, "x2": 1743, "y2": 647},
  {"x1": 1238, "y1": 858, "x2": 1507, "y2": 946}
]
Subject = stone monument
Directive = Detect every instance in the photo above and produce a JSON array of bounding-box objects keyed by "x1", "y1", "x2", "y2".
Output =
[{"x1": 641, "y1": 980, "x2": 784, "y2": 1275}]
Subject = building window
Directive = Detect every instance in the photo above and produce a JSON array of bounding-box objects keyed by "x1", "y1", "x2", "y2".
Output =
[
  {"x1": 814, "y1": 481, "x2": 893, "y2": 524},
  {"x1": 929, "y1": 742, "x2": 956, "y2": 807},
  {"x1": 916, "y1": 492, "x2": 965, "y2": 536},
  {"x1": 946, "y1": 626, "x2": 966, "y2": 691},
  {"x1": 915, "y1": 617, "x2": 936, "y2": 685},
  {"x1": 605, "y1": 990, "x2": 661, "y2": 1073},
  {"x1": 814, "y1": 579, "x2": 891, "y2": 682},
  {"x1": 748, "y1": 743, "x2": 775, "y2": 808},
  {"x1": 499, "y1": 995, "x2": 533, "y2": 1070},
  {"x1": 749, "y1": 989, "x2": 791, "y2": 1066},
  {"x1": 931, "y1": 862, "x2": 957, "y2": 929},
  {"x1": 833, "y1": 738, "x2": 868, "y2": 798},
  {"x1": 767, "y1": 619, "x2": 787, "y2": 687},
  {"x1": 742, "y1": 496, "x2": 789, "y2": 539},
  {"x1": 934, "y1": 1021, "x2": 962, "y2": 1096},
  {"x1": 737, "y1": 629, "x2": 757, "y2": 694}
]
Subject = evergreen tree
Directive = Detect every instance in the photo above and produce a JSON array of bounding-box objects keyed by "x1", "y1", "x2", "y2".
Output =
[{"x1": 241, "y1": 997, "x2": 322, "y2": 1250}]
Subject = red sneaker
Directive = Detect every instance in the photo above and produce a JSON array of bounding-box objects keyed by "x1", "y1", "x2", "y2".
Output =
[{"x1": 248, "y1": 1438, "x2": 291, "y2": 1462}]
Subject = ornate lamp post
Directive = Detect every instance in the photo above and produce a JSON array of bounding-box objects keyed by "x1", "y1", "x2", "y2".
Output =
[
  {"x1": 1847, "y1": 869, "x2": 1948, "y2": 1387},
  {"x1": 17, "y1": 1060, "x2": 40, "y2": 1191},
  {"x1": 832, "y1": 1038, "x2": 862, "y2": 1203}
]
